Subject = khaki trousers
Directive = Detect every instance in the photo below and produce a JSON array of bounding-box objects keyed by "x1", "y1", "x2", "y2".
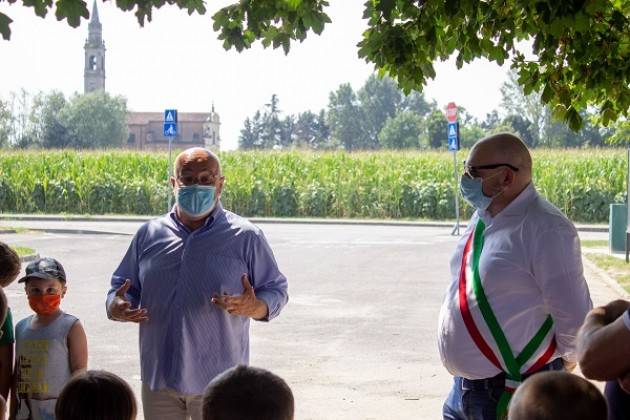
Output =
[{"x1": 142, "y1": 383, "x2": 203, "y2": 420}]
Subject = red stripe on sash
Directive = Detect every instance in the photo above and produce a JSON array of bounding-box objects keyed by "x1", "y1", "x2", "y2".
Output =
[
  {"x1": 458, "y1": 231, "x2": 503, "y2": 371},
  {"x1": 524, "y1": 337, "x2": 557, "y2": 375}
]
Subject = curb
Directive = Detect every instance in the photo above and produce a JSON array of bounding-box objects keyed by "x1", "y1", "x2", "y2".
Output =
[
  {"x1": 26, "y1": 228, "x2": 131, "y2": 236},
  {"x1": 0, "y1": 214, "x2": 609, "y2": 232}
]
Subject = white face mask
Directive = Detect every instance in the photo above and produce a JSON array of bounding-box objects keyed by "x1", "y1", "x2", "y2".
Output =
[
  {"x1": 176, "y1": 185, "x2": 217, "y2": 220},
  {"x1": 460, "y1": 171, "x2": 503, "y2": 210}
]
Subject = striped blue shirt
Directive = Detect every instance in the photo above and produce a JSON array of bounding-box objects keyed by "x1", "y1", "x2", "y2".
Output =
[{"x1": 106, "y1": 204, "x2": 288, "y2": 395}]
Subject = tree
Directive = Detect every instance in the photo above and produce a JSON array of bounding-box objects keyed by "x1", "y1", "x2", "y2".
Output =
[
  {"x1": 378, "y1": 111, "x2": 423, "y2": 149},
  {"x1": 357, "y1": 74, "x2": 402, "y2": 148},
  {"x1": 30, "y1": 91, "x2": 69, "y2": 148},
  {"x1": 425, "y1": 110, "x2": 446, "y2": 149},
  {"x1": 481, "y1": 111, "x2": 501, "y2": 131},
  {"x1": 280, "y1": 115, "x2": 295, "y2": 147},
  {"x1": 502, "y1": 115, "x2": 536, "y2": 148},
  {"x1": 261, "y1": 94, "x2": 283, "y2": 148},
  {"x1": 294, "y1": 111, "x2": 320, "y2": 149},
  {"x1": 327, "y1": 83, "x2": 367, "y2": 151},
  {"x1": 401, "y1": 91, "x2": 433, "y2": 117},
  {"x1": 7, "y1": 89, "x2": 36, "y2": 148},
  {"x1": 58, "y1": 91, "x2": 127, "y2": 148},
  {"x1": 239, "y1": 117, "x2": 257, "y2": 150},
  {"x1": 606, "y1": 120, "x2": 630, "y2": 146},
  {"x1": 315, "y1": 109, "x2": 330, "y2": 147},
  {"x1": 0, "y1": 99, "x2": 12, "y2": 147}
]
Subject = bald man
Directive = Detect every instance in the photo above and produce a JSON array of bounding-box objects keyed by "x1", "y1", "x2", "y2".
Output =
[
  {"x1": 438, "y1": 133, "x2": 592, "y2": 419},
  {"x1": 106, "y1": 148, "x2": 288, "y2": 420},
  {"x1": 508, "y1": 371, "x2": 607, "y2": 420}
]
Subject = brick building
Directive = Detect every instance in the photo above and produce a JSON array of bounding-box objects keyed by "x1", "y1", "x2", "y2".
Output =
[{"x1": 126, "y1": 108, "x2": 221, "y2": 151}]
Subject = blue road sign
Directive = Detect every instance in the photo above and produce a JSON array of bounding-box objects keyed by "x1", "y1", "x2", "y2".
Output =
[
  {"x1": 447, "y1": 122, "x2": 460, "y2": 151},
  {"x1": 164, "y1": 109, "x2": 177, "y2": 123},
  {"x1": 164, "y1": 123, "x2": 177, "y2": 137},
  {"x1": 164, "y1": 109, "x2": 178, "y2": 137}
]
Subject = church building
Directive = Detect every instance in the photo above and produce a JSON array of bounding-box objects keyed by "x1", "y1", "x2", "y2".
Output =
[{"x1": 83, "y1": 1, "x2": 221, "y2": 151}]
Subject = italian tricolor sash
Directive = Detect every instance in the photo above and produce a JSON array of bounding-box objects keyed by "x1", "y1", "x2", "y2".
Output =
[{"x1": 458, "y1": 220, "x2": 556, "y2": 419}]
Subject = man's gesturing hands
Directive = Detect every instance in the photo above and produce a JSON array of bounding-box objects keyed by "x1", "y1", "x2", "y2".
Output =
[
  {"x1": 212, "y1": 274, "x2": 268, "y2": 320},
  {"x1": 108, "y1": 279, "x2": 149, "y2": 323}
]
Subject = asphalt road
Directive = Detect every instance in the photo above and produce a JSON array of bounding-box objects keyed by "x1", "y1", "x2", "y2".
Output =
[{"x1": 0, "y1": 222, "x2": 618, "y2": 420}]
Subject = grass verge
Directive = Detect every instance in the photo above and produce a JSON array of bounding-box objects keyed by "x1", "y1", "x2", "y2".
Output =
[
  {"x1": 13, "y1": 246, "x2": 35, "y2": 257},
  {"x1": 584, "y1": 253, "x2": 630, "y2": 293},
  {"x1": 582, "y1": 239, "x2": 608, "y2": 248}
]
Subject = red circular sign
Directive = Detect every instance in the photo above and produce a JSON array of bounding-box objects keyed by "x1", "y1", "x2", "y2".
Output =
[{"x1": 446, "y1": 102, "x2": 458, "y2": 122}]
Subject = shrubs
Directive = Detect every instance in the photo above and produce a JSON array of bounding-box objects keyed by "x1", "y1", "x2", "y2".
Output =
[{"x1": 0, "y1": 149, "x2": 624, "y2": 223}]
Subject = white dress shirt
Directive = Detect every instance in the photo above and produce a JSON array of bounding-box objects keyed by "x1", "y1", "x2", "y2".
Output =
[{"x1": 437, "y1": 183, "x2": 593, "y2": 379}]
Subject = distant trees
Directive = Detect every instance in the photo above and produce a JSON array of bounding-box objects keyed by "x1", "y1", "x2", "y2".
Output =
[
  {"x1": 239, "y1": 72, "x2": 621, "y2": 151},
  {"x1": 0, "y1": 90, "x2": 127, "y2": 149}
]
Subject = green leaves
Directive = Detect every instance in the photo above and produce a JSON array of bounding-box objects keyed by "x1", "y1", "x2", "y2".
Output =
[
  {"x1": 55, "y1": 0, "x2": 89, "y2": 27},
  {"x1": 22, "y1": 0, "x2": 54, "y2": 18},
  {"x1": 212, "y1": 0, "x2": 331, "y2": 55},
  {"x1": 0, "y1": 12, "x2": 13, "y2": 41},
  {"x1": 2, "y1": 0, "x2": 628, "y2": 135}
]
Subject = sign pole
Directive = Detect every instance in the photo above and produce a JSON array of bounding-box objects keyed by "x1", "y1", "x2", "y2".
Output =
[
  {"x1": 451, "y1": 150, "x2": 460, "y2": 236},
  {"x1": 446, "y1": 102, "x2": 460, "y2": 236},
  {"x1": 168, "y1": 137, "x2": 173, "y2": 211}
]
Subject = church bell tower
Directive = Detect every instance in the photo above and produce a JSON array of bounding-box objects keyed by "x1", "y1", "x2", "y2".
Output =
[{"x1": 84, "y1": 0, "x2": 106, "y2": 93}]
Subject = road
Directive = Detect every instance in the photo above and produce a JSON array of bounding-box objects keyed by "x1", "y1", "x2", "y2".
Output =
[{"x1": 0, "y1": 221, "x2": 619, "y2": 420}]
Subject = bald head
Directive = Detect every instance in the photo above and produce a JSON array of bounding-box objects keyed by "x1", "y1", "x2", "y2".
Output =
[
  {"x1": 508, "y1": 372, "x2": 607, "y2": 420},
  {"x1": 470, "y1": 132, "x2": 532, "y2": 180},
  {"x1": 174, "y1": 147, "x2": 221, "y2": 176}
]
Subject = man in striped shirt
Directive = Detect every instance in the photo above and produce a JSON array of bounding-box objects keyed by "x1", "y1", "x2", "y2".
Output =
[{"x1": 106, "y1": 147, "x2": 289, "y2": 420}]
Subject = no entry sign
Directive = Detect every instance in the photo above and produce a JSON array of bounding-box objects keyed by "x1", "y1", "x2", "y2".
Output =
[{"x1": 446, "y1": 102, "x2": 457, "y2": 123}]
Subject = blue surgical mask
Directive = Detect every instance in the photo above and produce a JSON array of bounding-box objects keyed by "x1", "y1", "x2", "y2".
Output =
[
  {"x1": 176, "y1": 185, "x2": 216, "y2": 219},
  {"x1": 460, "y1": 175, "x2": 499, "y2": 211}
]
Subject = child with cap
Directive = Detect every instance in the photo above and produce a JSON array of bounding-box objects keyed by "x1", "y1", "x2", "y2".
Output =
[{"x1": 11, "y1": 257, "x2": 88, "y2": 420}]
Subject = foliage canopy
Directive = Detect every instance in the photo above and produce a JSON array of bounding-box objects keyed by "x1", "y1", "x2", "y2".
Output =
[{"x1": 2, "y1": 0, "x2": 628, "y2": 130}]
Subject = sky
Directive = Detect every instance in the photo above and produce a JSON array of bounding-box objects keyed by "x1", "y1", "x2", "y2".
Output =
[{"x1": 0, "y1": 1, "x2": 511, "y2": 150}]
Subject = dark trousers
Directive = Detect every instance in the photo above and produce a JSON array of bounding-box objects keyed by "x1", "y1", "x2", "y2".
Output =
[
  {"x1": 605, "y1": 380, "x2": 630, "y2": 420},
  {"x1": 442, "y1": 358, "x2": 564, "y2": 420}
]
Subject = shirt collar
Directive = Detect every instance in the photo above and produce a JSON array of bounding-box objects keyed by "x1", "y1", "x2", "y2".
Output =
[
  {"x1": 478, "y1": 182, "x2": 537, "y2": 222},
  {"x1": 169, "y1": 202, "x2": 223, "y2": 233}
]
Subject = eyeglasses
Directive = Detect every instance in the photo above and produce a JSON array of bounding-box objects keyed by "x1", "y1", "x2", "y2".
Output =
[
  {"x1": 176, "y1": 173, "x2": 223, "y2": 186},
  {"x1": 463, "y1": 162, "x2": 519, "y2": 179}
]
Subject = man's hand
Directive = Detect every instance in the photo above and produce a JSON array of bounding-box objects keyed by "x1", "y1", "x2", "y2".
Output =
[
  {"x1": 619, "y1": 371, "x2": 630, "y2": 394},
  {"x1": 603, "y1": 300, "x2": 630, "y2": 324},
  {"x1": 562, "y1": 358, "x2": 577, "y2": 372},
  {"x1": 108, "y1": 279, "x2": 149, "y2": 323},
  {"x1": 211, "y1": 274, "x2": 269, "y2": 320}
]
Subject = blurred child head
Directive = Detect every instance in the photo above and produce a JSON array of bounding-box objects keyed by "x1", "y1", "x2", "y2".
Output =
[
  {"x1": 0, "y1": 393, "x2": 6, "y2": 420},
  {"x1": 55, "y1": 370, "x2": 137, "y2": 420},
  {"x1": 18, "y1": 257, "x2": 67, "y2": 316},
  {"x1": 0, "y1": 242, "x2": 20, "y2": 288},
  {"x1": 203, "y1": 365, "x2": 294, "y2": 420},
  {"x1": 509, "y1": 371, "x2": 607, "y2": 420}
]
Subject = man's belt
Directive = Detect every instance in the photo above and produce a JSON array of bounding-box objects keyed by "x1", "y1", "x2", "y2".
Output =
[{"x1": 460, "y1": 358, "x2": 564, "y2": 391}]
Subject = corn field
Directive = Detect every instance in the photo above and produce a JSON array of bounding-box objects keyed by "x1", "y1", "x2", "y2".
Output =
[{"x1": 0, "y1": 149, "x2": 625, "y2": 223}]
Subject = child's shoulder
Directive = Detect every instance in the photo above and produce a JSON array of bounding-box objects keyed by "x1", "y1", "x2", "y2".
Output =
[{"x1": 15, "y1": 315, "x2": 33, "y2": 328}]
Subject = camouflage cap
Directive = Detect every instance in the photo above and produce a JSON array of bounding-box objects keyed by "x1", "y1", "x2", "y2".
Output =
[{"x1": 17, "y1": 257, "x2": 66, "y2": 283}]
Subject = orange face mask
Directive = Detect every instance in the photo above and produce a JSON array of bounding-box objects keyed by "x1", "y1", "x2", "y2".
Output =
[{"x1": 28, "y1": 295, "x2": 61, "y2": 316}]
